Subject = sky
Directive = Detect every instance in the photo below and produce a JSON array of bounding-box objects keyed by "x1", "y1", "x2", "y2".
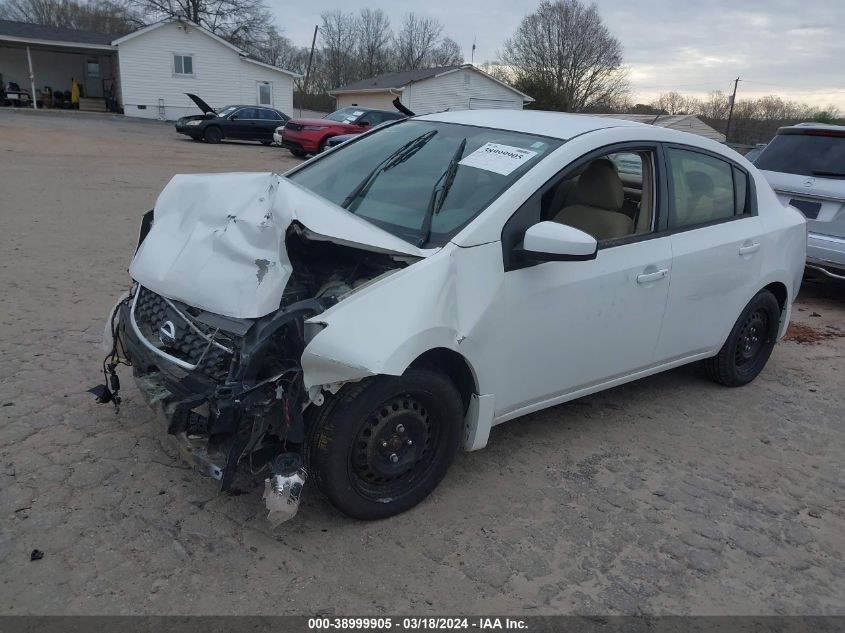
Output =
[{"x1": 267, "y1": 0, "x2": 845, "y2": 111}]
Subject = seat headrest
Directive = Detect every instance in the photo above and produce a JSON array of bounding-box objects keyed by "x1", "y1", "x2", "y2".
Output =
[
  {"x1": 572, "y1": 159, "x2": 624, "y2": 210},
  {"x1": 686, "y1": 170, "x2": 714, "y2": 197}
]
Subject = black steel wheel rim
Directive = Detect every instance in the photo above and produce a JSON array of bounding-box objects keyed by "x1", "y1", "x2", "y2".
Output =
[
  {"x1": 349, "y1": 394, "x2": 441, "y2": 501},
  {"x1": 735, "y1": 308, "x2": 769, "y2": 368}
]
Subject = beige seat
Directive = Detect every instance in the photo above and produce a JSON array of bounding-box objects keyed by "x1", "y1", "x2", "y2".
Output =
[{"x1": 553, "y1": 159, "x2": 633, "y2": 240}]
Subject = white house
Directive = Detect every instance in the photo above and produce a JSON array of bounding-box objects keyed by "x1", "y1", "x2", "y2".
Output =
[
  {"x1": 112, "y1": 18, "x2": 299, "y2": 120},
  {"x1": 329, "y1": 64, "x2": 533, "y2": 114}
]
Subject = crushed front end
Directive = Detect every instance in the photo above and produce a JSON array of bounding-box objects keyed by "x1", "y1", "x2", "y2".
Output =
[
  {"x1": 92, "y1": 172, "x2": 421, "y2": 524},
  {"x1": 107, "y1": 281, "x2": 331, "y2": 522}
]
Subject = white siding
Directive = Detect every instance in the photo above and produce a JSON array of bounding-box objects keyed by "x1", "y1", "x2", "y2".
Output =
[
  {"x1": 335, "y1": 91, "x2": 395, "y2": 110},
  {"x1": 403, "y1": 68, "x2": 523, "y2": 115},
  {"x1": 116, "y1": 22, "x2": 293, "y2": 120},
  {"x1": 0, "y1": 45, "x2": 115, "y2": 98}
]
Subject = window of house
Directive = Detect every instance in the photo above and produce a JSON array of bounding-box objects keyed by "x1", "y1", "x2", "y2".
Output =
[
  {"x1": 86, "y1": 61, "x2": 100, "y2": 78},
  {"x1": 174, "y1": 54, "x2": 194, "y2": 76},
  {"x1": 666, "y1": 148, "x2": 743, "y2": 229},
  {"x1": 257, "y1": 82, "x2": 272, "y2": 106}
]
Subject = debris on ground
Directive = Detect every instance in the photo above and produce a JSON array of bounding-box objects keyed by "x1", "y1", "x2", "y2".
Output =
[
  {"x1": 30, "y1": 549, "x2": 44, "y2": 561},
  {"x1": 784, "y1": 322, "x2": 842, "y2": 344}
]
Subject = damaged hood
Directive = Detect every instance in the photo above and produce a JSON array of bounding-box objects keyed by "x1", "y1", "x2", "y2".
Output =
[{"x1": 129, "y1": 172, "x2": 425, "y2": 318}]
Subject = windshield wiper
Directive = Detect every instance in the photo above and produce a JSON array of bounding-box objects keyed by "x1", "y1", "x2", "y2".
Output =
[
  {"x1": 341, "y1": 130, "x2": 438, "y2": 211},
  {"x1": 417, "y1": 138, "x2": 467, "y2": 248},
  {"x1": 811, "y1": 170, "x2": 845, "y2": 179}
]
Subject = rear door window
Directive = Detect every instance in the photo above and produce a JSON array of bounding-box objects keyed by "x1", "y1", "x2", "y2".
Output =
[
  {"x1": 755, "y1": 130, "x2": 845, "y2": 177},
  {"x1": 666, "y1": 148, "x2": 741, "y2": 229}
]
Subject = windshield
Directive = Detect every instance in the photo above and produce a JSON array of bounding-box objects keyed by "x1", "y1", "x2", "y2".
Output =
[
  {"x1": 756, "y1": 130, "x2": 845, "y2": 177},
  {"x1": 216, "y1": 105, "x2": 238, "y2": 118},
  {"x1": 323, "y1": 107, "x2": 368, "y2": 123},
  {"x1": 287, "y1": 120, "x2": 562, "y2": 246}
]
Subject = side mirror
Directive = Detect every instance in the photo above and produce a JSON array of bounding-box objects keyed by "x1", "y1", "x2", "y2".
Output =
[
  {"x1": 515, "y1": 221, "x2": 598, "y2": 262},
  {"x1": 358, "y1": 120, "x2": 370, "y2": 127}
]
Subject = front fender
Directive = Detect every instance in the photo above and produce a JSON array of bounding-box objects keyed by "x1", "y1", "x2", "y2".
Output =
[{"x1": 300, "y1": 241, "x2": 503, "y2": 394}]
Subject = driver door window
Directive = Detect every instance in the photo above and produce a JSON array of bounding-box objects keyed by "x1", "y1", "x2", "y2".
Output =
[{"x1": 541, "y1": 150, "x2": 656, "y2": 242}]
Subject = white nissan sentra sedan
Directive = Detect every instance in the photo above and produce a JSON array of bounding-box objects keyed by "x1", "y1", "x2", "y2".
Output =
[{"x1": 97, "y1": 110, "x2": 806, "y2": 522}]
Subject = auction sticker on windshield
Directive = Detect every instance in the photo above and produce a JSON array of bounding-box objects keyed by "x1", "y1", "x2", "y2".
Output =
[{"x1": 459, "y1": 142, "x2": 538, "y2": 176}]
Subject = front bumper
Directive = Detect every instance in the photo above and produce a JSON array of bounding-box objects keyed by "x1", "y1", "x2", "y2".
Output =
[
  {"x1": 110, "y1": 285, "x2": 332, "y2": 522},
  {"x1": 281, "y1": 130, "x2": 319, "y2": 153},
  {"x1": 175, "y1": 123, "x2": 203, "y2": 138}
]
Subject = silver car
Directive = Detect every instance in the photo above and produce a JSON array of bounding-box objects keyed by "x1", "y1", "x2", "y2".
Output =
[{"x1": 756, "y1": 123, "x2": 845, "y2": 281}]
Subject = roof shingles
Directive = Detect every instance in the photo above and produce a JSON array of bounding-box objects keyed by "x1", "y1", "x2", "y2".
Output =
[
  {"x1": 332, "y1": 66, "x2": 462, "y2": 92},
  {"x1": 0, "y1": 19, "x2": 116, "y2": 45}
]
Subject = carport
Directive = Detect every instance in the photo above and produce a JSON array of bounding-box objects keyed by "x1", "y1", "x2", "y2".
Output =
[{"x1": 0, "y1": 19, "x2": 118, "y2": 111}]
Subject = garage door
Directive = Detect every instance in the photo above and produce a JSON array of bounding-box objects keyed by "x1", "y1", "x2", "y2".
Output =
[{"x1": 469, "y1": 97, "x2": 521, "y2": 110}]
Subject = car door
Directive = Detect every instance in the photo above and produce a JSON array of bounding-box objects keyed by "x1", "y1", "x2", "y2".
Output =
[
  {"x1": 227, "y1": 107, "x2": 257, "y2": 139},
  {"x1": 654, "y1": 145, "x2": 764, "y2": 360},
  {"x1": 258, "y1": 109, "x2": 283, "y2": 140},
  {"x1": 490, "y1": 144, "x2": 673, "y2": 419}
]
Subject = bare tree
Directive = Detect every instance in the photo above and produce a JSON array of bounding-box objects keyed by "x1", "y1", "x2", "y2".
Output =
[
  {"x1": 0, "y1": 0, "x2": 139, "y2": 33},
  {"x1": 499, "y1": 0, "x2": 628, "y2": 112},
  {"x1": 393, "y1": 12, "x2": 442, "y2": 71},
  {"x1": 429, "y1": 36, "x2": 463, "y2": 67},
  {"x1": 656, "y1": 91, "x2": 695, "y2": 114},
  {"x1": 319, "y1": 10, "x2": 359, "y2": 89},
  {"x1": 696, "y1": 90, "x2": 731, "y2": 120},
  {"x1": 356, "y1": 8, "x2": 391, "y2": 77},
  {"x1": 130, "y1": 0, "x2": 272, "y2": 43}
]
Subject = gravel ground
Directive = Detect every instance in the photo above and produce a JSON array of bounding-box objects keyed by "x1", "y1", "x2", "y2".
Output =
[{"x1": 0, "y1": 109, "x2": 844, "y2": 616}]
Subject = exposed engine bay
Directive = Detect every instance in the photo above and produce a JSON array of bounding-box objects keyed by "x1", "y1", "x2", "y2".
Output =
[{"x1": 96, "y1": 218, "x2": 405, "y2": 525}]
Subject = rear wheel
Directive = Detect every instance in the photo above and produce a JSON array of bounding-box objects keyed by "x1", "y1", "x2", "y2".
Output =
[
  {"x1": 318, "y1": 137, "x2": 330, "y2": 153},
  {"x1": 307, "y1": 369, "x2": 463, "y2": 520},
  {"x1": 203, "y1": 126, "x2": 223, "y2": 144},
  {"x1": 704, "y1": 289, "x2": 781, "y2": 386},
  {"x1": 290, "y1": 149, "x2": 307, "y2": 158}
]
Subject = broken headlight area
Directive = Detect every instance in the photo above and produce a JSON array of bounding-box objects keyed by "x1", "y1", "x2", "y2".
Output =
[{"x1": 93, "y1": 228, "x2": 404, "y2": 524}]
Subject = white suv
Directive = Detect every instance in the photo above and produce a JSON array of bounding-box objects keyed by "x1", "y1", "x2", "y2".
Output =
[{"x1": 756, "y1": 122, "x2": 845, "y2": 280}]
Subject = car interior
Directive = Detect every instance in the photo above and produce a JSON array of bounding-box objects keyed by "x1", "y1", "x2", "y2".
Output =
[{"x1": 540, "y1": 152, "x2": 655, "y2": 241}]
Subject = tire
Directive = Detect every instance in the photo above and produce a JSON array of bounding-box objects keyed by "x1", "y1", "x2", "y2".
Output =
[
  {"x1": 307, "y1": 368, "x2": 463, "y2": 520},
  {"x1": 203, "y1": 126, "x2": 223, "y2": 144},
  {"x1": 318, "y1": 137, "x2": 330, "y2": 153},
  {"x1": 290, "y1": 149, "x2": 307, "y2": 158},
  {"x1": 704, "y1": 289, "x2": 781, "y2": 387}
]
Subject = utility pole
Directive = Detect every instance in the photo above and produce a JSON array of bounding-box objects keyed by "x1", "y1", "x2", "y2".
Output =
[
  {"x1": 300, "y1": 25, "x2": 318, "y2": 118},
  {"x1": 471, "y1": 37, "x2": 476, "y2": 65},
  {"x1": 724, "y1": 76, "x2": 740, "y2": 143}
]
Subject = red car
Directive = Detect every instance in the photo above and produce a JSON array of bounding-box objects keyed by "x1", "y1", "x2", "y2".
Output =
[{"x1": 280, "y1": 107, "x2": 405, "y2": 157}]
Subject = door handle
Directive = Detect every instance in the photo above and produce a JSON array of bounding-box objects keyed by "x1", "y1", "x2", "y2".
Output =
[
  {"x1": 739, "y1": 242, "x2": 761, "y2": 256},
  {"x1": 636, "y1": 268, "x2": 669, "y2": 284}
]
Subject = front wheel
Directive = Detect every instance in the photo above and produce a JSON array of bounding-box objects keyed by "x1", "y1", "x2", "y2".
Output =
[
  {"x1": 704, "y1": 289, "x2": 781, "y2": 387},
  {"x1": 203, "y1": 126, "x2": 223, "y2": 144},
  {"x1": 307, "y1": 369, "x2": 463, "y2": 520},
  {"x1": 289, "y1": 149, "x2": 307, "y2": 158}
]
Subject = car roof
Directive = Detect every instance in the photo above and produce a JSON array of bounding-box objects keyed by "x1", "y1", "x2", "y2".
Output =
[{"x1": 417, "y1": 109, "x2": 646, "y2": 140}]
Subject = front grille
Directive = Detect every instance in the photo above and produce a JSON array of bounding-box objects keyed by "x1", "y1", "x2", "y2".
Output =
[
  {"x1": 285, "y1": 122, "x2": 303, "y2": 132},
  {"x1": 133, "y1": 286, "x2": 237, "y2": 382}
]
